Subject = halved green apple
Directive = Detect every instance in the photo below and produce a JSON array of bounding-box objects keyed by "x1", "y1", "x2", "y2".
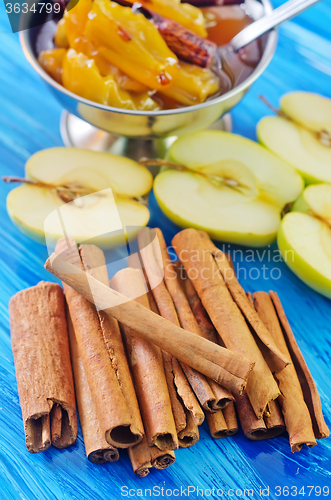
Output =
[
  {"x1": 7, "y1": 148, "x2": 152, "y2": 247},
  {"x1": 257, "y1": 92, "x2": 331, "y2": 184},
  {"x1": 26, "y1": 148, "x2": 152, "y2": 198},
  {"x1": 278, "y1": 212, "x2": 331, "y2": 299},
  {"x1": 154, "y1": 130, "x2": 303, "y2": 247},
  {"x1": 292, "y1": 183, "x2": 331, "y2": 225}
]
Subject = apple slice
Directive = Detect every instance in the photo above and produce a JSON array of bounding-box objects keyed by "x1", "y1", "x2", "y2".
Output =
[
  {"x1": 292, "y1": 183, "x2": 331, "y2": 224},
  {"x1": 303, "y1": 184, "x2": 331, "y2": 224},
  {"x1": 7, "y1": 148, "x2": 152, "y2": 247},
  {"x1": 281, "y1": 92, "x2": 331, "y2": 136},
  {"x1": 277, "y1": 212, "x2": 331, "y2": 299},
  {"x1": 7, "y1": 185, "x2": 150, "y2": 247},
  {"x1": 257, "y1": 92, "x2": 331, "y2": 184},
  {"x1": 26, "y1": 148, "x2": 152, "y2": 198},
  {"x1": 153, "y1": 130, "x2": 303, "y2": 247}
]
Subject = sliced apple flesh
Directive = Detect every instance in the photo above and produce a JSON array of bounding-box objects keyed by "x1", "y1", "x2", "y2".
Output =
[
  {"x1": 304, "y1": 183, "x2": 331, "y2": 225},
  {"x1": 281, "y1": 92, "x2": 331, "y2": 136},
  {"x1": 278, "y1": 212, "x2": 331, "y2": 299},
  {"x1": 154, "y1": 130, "x2": 303, "y2": 247},
  {"x1": 257, "y1": 92, "x2": 331, "y2": 184},
  {"x1": 7, "y1": 148, "x2": 152, "y2": 247},
  {"x1": 26, "y1": 147, "x2": 153, "y2": 198}
]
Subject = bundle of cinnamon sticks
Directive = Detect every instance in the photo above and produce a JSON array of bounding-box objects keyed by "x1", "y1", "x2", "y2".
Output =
[{"x1": 9, "y1": 227, "x2": 328, "y2": 477}]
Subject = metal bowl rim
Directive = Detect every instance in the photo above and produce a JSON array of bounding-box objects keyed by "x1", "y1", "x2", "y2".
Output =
[{"x1": 19, "y1": 0, "x2": 277, "y2": 117}]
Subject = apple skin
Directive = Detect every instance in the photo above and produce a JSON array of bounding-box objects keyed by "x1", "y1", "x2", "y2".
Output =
[
  {"x1": 154, "y1": 186, "x2": 278, "y2": 248},
  {"x1": 291, "y1": 192, "x2": 310, "y2": 214},
  {"x1": 277, "y1": 213, "x2": 331, "y2": 299}
]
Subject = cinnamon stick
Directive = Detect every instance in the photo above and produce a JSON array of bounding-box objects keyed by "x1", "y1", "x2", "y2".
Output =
[
  {"x1": 110, "y1": 267, "x2": 178, "y2": 451},
  {"x1": 9, "y1": 282, "x2": 77, "y2": 453},
  {"x1": 198, "y1": 231, "x2": 289, "y2": 373},
  {"x1": 253, "y1": 291, "x2": 317, "y2": 452},
  {"x1": 206, "y1": 403, "x2": 238, "y2": 439},
  {"x1": 146, "y1": 285, "x2": 201, "y2": 444},
  {"x1": 264, "y1": 400, "x2": 286, "y2": 437},
  {"x1": 129, "y1": 437, "x2": 175, "y2": 476},
  {"x1": 176, "y1": 261, "x2": 235, "y2": 409},
  {"x1": 45, "y1": 248, "x2": 253, "y2": 394},
  {"x1": 67, "y1": 311, "x2": 119, "y2": 463},
  {"x1": 150, "y1": 447, "x2": 176, "y2": 469},
  {"x1": 172, "y1": 229, "x2": 280, "y2": 419},
  {"x1": 181, "y1": 280, "x2": 284, "y2": 440},
  {"x1": 80, "y1": 245, "x2": 146, "y2": 448},
  {"x1": 153, "y1": 228, "x2": 225, "y2": 412},
  {"x1": 270, "y1": 292, "x2": 329, "y2": 440},
  {"x1": 235, "y1": 393, "x2": 285, "y2": 441},
  {"x1": 138, "y1": 228, "x2": 205, "y2": 426},
  {"x1": 135, "y1": 6, "x2": 217, "y2": 67},
  {"x1": 129, "y1": 435, "x2": 152, "y2": 477},
  {"x1": 146, "y1": 288, "x2": 188, "y2": 435},
  {"x1": 55, "y1": 239, "x2": 144, "y2": 449},
  {"x1": 178, "y1": 409, "x2": 199, "y2": 447}
]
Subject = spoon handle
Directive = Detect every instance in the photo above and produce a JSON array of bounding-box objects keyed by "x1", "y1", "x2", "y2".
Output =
[{"x1": 230, "y1": 0, "x2": 322, "y2": 52}]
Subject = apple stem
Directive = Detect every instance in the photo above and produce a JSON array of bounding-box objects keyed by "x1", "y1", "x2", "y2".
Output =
[
  {"x1": 259, "y1": 95, "x2": 331, "y2": 148},
  {"x1": 281, "y1": 202, "x2": 292, "y2": 218},
  {"x1": 259, "y1": 96, "x2": 288, "y2": 120},
  {"x1": 2, "y1": 176, "x2": 95, "y2": 204}
]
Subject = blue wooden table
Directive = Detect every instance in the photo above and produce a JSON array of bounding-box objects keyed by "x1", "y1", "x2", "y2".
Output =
[{"x1": 0, "y1": 2, "x2": 331, "y2": 499}]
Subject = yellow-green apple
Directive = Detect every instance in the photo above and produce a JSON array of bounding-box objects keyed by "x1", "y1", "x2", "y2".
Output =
[
  {"x1": 7, "y1": 148, "x2": 152, "y2": 247},
  {"x1": 257, "y1": 92, "x2": 331, "y2": 184},
  {"x1": 153, "y1": 130, "x2": 303, "y2": 247}
]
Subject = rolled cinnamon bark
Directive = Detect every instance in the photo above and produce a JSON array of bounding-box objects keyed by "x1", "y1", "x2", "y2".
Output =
[
  {"x1": 176, "y1": 261, "x2": 235, "y2": 409},
  {"x1": 206, "y1": 403, "x2": 238, "y2": 438},
  {"x1": 177, "y1": 263, "x2": 285, "y2": 441},
  {"x1": 235, "y1": 392, "x2": 285, "y2": 441},
  {"x1": 178, "y1": 409, "x2": 199, "y2": 447},
  {"x1": 135, "y1": 6, "x2": 217, "y2": 67},
  {"x1": 146, "y1": 286, "x2": 201, "y2": 444},
  {"x1": 172, "y1": 229, "x2": 280, "y2": 419},
  {"x1": 129, "y1": 438, "x2": 175, "y2": 476},
  {"x1": 253, "y1": 291, "x2": 317, "y2": 451},
  {"x1": 270, "y1": 292, "x2": 329, "y2": 440},
  {"x1": 154, "y1": 228, "x2": 226, "y2": 412},
  {"x1": 180, "y1": 253, "x2": 284, "y2": 439},
  {"x1": 138, "y1": 228, "x2": 204, "y2": 426},
  {"x1": 223, "y1": 403, "x2": 238, "y2": 436},
  {"x1": 129, "y1": 435, "x2": 152, "y2": 477},
  {"x1": 45, "y1": 248, "x2": 254, "y2": 393},
  {"x1": 67, "y1": 311, "x2": 119, "y2": 463},
  {"x1": 145, "y1": 287, "x2": 188, "y2": 435},
  {"x1": 198, "y1": 231, "x2": 289, "y2": 373},
  {"x1": 264, "y1": 400, "x2": 286, "y2": 436},
  {"x1": 55, "y1": 239, "x2": 144, "y2": 449},
  {"x1": 151, "y1": 447, "x2": 176, "y2": 469},
  {"x1": 9, "y1": 282, "x2": 77, "y2": 453},
  {"x1": 110, "y1": 267, "x2": 178, "y2": 451}
]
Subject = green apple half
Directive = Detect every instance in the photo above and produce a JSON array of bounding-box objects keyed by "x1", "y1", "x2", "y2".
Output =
[
  {"x1": 257, "y1": 92, "x2": 331, "y2": 184},
  {"x1": 278, "y1": 211, "x2": 331, "y2": 299},
  {"x1": 7, "y1": 148, "x2": 152, "y2": 247},
  {"x1": 292, "y1": 183, "x2": 331, "y2": 225},
  {"x1": 154, "y1": 130, "x2": 303, "y2": 247}
]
